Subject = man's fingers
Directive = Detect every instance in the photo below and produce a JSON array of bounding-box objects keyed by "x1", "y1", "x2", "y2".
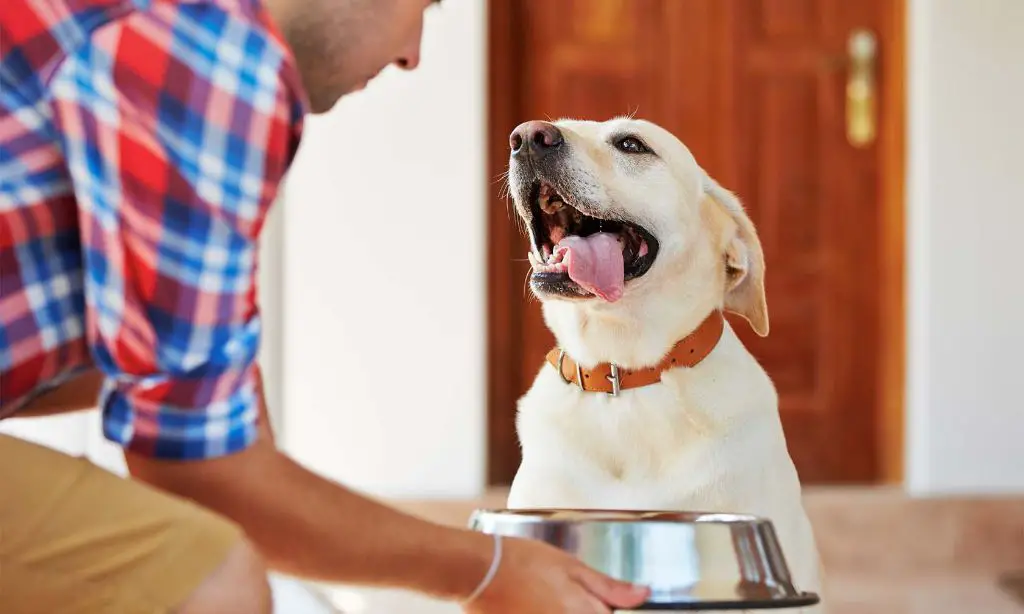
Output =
[{"x1": 571, "y1": 564, "x2": 650, "y2": 609}]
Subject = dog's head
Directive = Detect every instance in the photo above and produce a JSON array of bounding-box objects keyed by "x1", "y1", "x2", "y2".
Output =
[{"x1": 507, "y1": 117, "x2": 768, "y2": 360}]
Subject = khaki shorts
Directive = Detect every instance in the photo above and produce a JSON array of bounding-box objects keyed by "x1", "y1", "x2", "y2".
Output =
[{"x1": 0, "y1": 434, "x2": 244, "y2": 613}]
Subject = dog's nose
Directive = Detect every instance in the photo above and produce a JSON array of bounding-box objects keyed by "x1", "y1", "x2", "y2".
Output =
[{"x1": 509, "y1": 121, "x2": 564, "y2": 156}]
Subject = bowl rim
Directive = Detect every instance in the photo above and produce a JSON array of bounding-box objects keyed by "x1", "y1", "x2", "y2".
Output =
[
  {"x1": 632, "y1": 592, "x2": 821, "y2": 610},
  {"x1": 469, "y1": 508, "x2": 771, "y2": 525}
]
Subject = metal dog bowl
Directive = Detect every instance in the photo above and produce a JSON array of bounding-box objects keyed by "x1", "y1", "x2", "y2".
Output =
[{"x1": 469, "y1": 509, "x2": 820, "y2": 610}]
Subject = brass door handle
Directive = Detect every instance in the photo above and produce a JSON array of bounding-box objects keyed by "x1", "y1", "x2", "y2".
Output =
[{"x1": 846, "y1": 28, "x2": 878, "y2": 147}]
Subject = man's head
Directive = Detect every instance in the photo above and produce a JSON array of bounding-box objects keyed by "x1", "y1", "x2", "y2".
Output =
[{"x1": 266, "y1": 0, "x2": 438, "y2": 113}]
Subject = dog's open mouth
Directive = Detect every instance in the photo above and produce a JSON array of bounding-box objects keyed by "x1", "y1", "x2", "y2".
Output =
[{"x1": 526, "y1": 182, "x2": 659, "y2": 302}]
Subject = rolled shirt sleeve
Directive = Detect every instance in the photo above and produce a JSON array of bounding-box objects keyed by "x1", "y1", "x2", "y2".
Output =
[{"x1": 49, "y1": 1, "x2": 302, "y2": 459}]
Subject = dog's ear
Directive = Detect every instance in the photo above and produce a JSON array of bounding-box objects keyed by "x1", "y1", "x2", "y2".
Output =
[{"x1": 702, "y1": 174, "x2": 769, "y2": 337}]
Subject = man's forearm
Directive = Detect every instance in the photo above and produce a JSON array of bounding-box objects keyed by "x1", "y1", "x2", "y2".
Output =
[
  {"x1": 17, "y1": 369, "x2": 103, "y2": 417},
  {"x1": 125, "y1": 437, "x2": 491, "y2": 600}
]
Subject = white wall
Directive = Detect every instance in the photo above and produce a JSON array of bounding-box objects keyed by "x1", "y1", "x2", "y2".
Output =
[
  {"x1": 259, "y1": 197, "x2": 286, "y2": 434},
  {"x1": 904, "y1": 0, "x2": 1024, "y2": 495},
  {"x1": 278, "y1": 0, "x2": 487, "y2": 499}
]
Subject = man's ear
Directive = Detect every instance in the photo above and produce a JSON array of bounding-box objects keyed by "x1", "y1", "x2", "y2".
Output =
[{"x1": 703, "y1": 174, "x2": 769, "y2": 337}]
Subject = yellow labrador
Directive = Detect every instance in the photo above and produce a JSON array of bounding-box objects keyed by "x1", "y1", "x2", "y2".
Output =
[{"x1": 503, "y1": 117, "x2": 826, "y2": 613}]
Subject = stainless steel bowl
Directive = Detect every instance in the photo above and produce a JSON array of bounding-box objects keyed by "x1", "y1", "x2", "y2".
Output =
[{"x1": 468, "y1": 509, "x2": 820, "y2": 611}]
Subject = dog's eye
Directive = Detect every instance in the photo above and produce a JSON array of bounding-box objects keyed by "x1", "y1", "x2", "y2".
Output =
[{"x1": 614, "y1": 136, "x2": 651, "y2": 154}]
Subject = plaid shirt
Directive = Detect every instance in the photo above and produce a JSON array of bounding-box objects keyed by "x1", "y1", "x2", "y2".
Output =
[{"x1": 0, "y1": 0, "x2": 307, "y2": 459}]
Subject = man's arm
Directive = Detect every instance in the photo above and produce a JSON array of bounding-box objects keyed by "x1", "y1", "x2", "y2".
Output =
[
  {"x1": 123, "y1": 398, "x2": 652, "y2": 613},
  {"x1": 16, "y1": 369, "x2": 103, "y2": 417},
  {"x1": 124, "y1": 391, "x2": 491, "y2": 600},
  {"x1": 15, "y1": 362, "x2": 491, "y2": 597}
]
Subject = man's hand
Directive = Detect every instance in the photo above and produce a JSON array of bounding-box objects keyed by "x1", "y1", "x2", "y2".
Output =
[{"x1": 465, "y1": 536, "x2": 650, "y2": 613}]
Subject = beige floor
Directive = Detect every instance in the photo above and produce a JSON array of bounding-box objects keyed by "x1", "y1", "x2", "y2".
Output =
[
  {"x1": 826, "y1": 573, "x2": 1020, "y2": 614},
  {"x1": 318, "y1": 487, "x2": 1024, "y2": 614}
]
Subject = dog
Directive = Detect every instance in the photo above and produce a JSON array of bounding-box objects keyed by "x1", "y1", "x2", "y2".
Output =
[{"x1": 503, "y1": 117, "x2": 826, "y2": 613}]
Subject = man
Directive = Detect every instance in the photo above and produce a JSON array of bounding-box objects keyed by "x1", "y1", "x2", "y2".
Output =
[{"x1": 0, "y1": 0, "x2": 652, "y2": 612}]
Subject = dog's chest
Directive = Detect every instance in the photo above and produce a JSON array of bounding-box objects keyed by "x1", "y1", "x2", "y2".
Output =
[{"x1": 515, "y1": 377, "x2": 766, "y2": 511}]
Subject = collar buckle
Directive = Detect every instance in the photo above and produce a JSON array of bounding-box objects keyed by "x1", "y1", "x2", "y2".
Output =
[
  {"x1": 556, "y1": 351, "x2": 586, "y2": 391},
  {"x1": 606, "y1": 364, "x2": 621, "y2": 396},
  {"x1": 558, "y1": 351, "x2": 621, "y2": 395}
]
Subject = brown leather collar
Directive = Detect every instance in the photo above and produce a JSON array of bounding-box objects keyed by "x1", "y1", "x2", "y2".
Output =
[{"x1": 545, "y1": 310, "x2": 725, "y2": 395}]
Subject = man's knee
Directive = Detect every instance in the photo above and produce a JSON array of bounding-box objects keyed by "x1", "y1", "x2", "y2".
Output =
[{"x1": 175, "y1": 538, "x2": 272, "y2": 614}]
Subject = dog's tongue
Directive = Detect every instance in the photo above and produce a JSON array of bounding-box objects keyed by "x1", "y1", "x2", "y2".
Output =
[{"x1": 554, "y1": 233, "x2": 624, "y2": 302}]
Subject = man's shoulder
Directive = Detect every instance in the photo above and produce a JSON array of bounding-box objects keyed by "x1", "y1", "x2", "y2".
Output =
[{"x1": 1, "y1": 0, "x2": 283, "y2": 94}]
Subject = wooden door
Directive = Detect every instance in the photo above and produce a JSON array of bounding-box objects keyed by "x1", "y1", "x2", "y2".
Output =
[{"x1": 486, "y1": 0, "x2": 905, "y2": 486}]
